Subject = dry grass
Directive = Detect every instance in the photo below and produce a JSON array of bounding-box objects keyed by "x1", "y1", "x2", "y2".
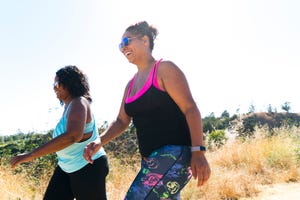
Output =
[
  {"x1": 105, "y1": 155, "x2": 139, "y2": 199},
  {"x1": 0, "y1": 165, "x2": 46, "y2": 200},
  {"x1": 1, "y1": 127, "x2": 299, "y2": 200}
]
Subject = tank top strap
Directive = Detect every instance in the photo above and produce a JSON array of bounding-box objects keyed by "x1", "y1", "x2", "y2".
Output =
[
  {"x1": 152, "y1": 58, "x2": 163, "y2": 89},
  {"x1": 63, "y1": 101, "x2": 73, "y2": 118},
  {"x1": 126, "y1": 75, "x2": 135, "y2": 100}
]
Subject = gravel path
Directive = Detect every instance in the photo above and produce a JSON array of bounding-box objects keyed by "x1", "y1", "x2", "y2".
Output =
[{"x1": 242, "y1": 182, "x2": 300, "y2": 200}]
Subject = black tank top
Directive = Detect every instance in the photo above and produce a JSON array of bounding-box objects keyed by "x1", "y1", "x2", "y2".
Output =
[{"x1": 124, "y1": 60, "x2": 191, "y2": 157}]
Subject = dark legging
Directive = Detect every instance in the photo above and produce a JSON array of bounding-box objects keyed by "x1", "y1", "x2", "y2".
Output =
[
  {"x1": 125, "y1": 145, "x2": 192, "y2": 200},
  {"x1": 44, "y1": 155, "x2": 109, "y2": 200}
]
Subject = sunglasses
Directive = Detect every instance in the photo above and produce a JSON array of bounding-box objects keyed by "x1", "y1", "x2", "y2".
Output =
[
  {"x1": 118, "y1": 37, "x2": 139, "y2": 51},
  {"x1": 53, "y1": 81, "x2": 59, "y2": 88}
]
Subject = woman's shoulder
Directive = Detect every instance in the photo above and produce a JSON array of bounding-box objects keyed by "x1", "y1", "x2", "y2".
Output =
[
  {"x1": 159, "y1": 60, "x2": 176, "y2": 66},
  {"x1": 158, "y1": 60, "x2": 182, "y2": 74},
  {"x1": 71, "y1": 97, "x2": 90, "y2": 107}
]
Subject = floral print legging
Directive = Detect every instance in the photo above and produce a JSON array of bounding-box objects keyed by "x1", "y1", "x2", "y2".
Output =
[{"x1": 125, "y1": 145, "x2": 192, "y2": 200}]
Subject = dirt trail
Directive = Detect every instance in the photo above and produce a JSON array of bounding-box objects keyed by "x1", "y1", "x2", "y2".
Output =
[{"x1": 241, "y1": 182, "x2": 300, "y2": 200}]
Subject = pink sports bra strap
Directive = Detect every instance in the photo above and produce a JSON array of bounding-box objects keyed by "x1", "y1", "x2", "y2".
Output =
[
  {"x1": 125, "y1": 59, "x2": 163, "y2": 103},
  {"x1": 152, "y1": 59, "x2": 163, "y2": 90}
]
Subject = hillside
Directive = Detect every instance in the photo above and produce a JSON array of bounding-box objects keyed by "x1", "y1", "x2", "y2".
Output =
[{"x1": 224, "y1": 112, "x2": 300, "y2": 135}]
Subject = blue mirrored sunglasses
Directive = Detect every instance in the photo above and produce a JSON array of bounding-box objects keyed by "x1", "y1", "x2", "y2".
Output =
[{"x1": 118, "y1": 37, "x2": 138, "y2": 51}]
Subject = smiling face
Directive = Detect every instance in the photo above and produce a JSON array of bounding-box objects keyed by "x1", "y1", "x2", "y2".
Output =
[
  {"x1": 119, "y1": 31, "x2": 152, "y2": 65},
  {"x1": 53, "y1": 76, "x2": 70, "y2": 104},
  {"x1": 119, "y1": 32, "x2": 141, "y2": 62}
]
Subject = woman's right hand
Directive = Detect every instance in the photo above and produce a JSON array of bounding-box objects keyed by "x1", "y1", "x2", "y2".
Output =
[
  {"x1": 10, "y1": 153, "x2": 32, "y2": 168},
  {"x1": 83, "y1": 138, "x2": 102, "y2": 164}
]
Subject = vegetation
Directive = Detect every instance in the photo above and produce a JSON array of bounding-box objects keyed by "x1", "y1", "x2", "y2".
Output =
[{"x1": 1, "y1": 108, "x2": 300, "y2": 199}]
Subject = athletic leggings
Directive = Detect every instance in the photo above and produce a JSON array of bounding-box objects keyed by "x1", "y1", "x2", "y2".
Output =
[
  {"x1": 125, "y1": 145, "x2": 192, "y2": 200},
  {"x1": 44, "y1": 155, "x2": 109, "y2": 200}
]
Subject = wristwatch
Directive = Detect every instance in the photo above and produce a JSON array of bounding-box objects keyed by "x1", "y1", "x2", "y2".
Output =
[{"x1": 191, "y1": 146, "x2": 206, "y2": 152}]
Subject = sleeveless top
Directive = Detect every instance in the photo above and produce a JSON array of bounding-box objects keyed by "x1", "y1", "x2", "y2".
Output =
[
  {"x1": 124, "y1": 59, "x2": 191, "y2": 157},
  {"x1": 53, "y1": 101, "x2": 106, "y2": 173}
]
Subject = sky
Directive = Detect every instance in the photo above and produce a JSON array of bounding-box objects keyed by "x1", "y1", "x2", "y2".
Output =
[{"x1": 0, "y1": 0, "x2": 299, "y2": 135}]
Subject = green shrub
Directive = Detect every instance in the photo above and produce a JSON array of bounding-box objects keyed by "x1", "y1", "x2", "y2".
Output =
[{"x1": 208, "y1": 130, "x2": 227, "y2": 148}]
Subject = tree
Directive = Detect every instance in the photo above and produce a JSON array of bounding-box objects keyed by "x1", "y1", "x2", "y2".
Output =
[
  {"x1": 248, "y1": 103, "x2": 255, "y2": 113},
  {"x1": 267, "y1": 104, "x2": 273, "y2": 113},
  {"x1": 221, "y1": 110, "x2": 230, "y2": 118},
  {"x1": 281, "y1": 102, "x2": 291, "y2": 113}
]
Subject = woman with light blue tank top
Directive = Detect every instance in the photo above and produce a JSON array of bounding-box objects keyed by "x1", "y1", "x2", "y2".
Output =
[
  {"x1": 11, "y1": 66, "x2": 109, "y2": 200},
  {"x1": 53, "y1": 101, "x2": 105, "y2": 173}
]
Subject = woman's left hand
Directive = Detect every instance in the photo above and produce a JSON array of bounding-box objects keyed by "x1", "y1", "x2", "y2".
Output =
[{"x1": 190, "y1": 151, "x2": 211, "y2": 187}]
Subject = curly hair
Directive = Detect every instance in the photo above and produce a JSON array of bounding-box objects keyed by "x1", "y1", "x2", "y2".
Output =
[
  {"x1": 126, "y1": 21, "x2": 158, "y2": 51},
  {"x1": 56, "y1": 66, "x2": 92, "y2": 103}
]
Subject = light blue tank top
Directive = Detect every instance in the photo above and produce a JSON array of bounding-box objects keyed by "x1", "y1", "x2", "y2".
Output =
[{"x1": 53, "y1": 102, "x2": 106, "y2": 173}]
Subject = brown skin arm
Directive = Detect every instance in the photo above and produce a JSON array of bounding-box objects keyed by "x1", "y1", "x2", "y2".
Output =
[
  {"x1": 10, "y1": 97, "x2": 88, "y2": 168},
  {"x1": 157, "y1": 60, "x2": 211, "y2": 187},
  {"x1": 83, "y1": 84, "x2": 132, "y2": 163}
]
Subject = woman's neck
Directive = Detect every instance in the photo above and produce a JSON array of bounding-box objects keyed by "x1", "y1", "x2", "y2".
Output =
[
  {"x1": 136, "y1": 57, "x2": 156, "y2": 73},
  {"x1": 63, "y1": 96, "x2": 74, "y2": 109}
]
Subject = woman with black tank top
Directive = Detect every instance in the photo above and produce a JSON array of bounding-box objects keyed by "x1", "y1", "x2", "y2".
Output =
[{"x1": 84, "y1": 21, "x2": 211, "y2": 199}]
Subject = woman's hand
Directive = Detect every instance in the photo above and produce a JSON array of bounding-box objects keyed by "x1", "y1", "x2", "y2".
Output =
[
  {"x1": 10, "y1": 153, "x2": 32, "y2": 168},
  {"x1": 190, "y1": 151, "x2": 211, "y2": 187},
  {"x1": 83, "y1": 138, "x2": 102, "y2": 164}
]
